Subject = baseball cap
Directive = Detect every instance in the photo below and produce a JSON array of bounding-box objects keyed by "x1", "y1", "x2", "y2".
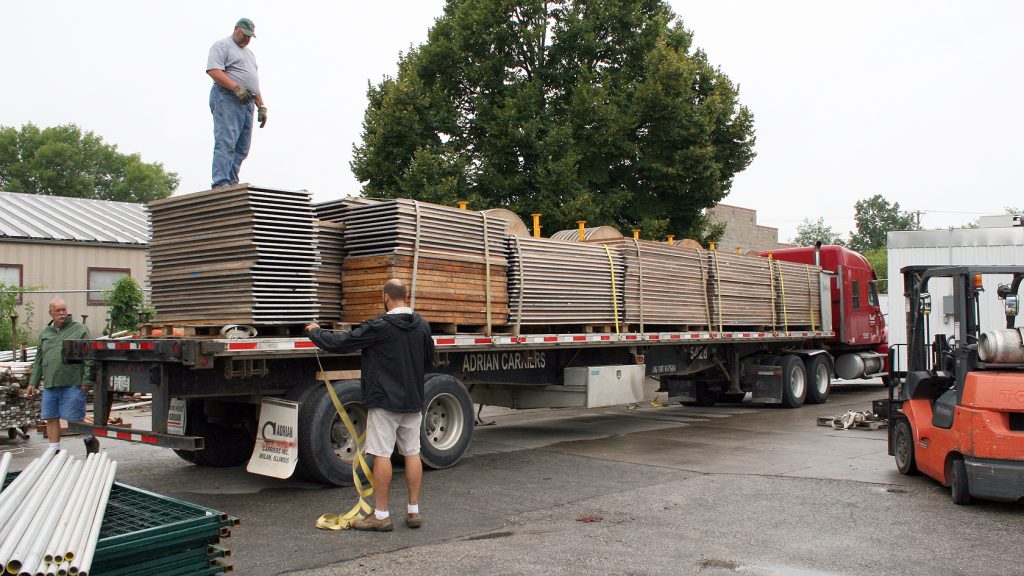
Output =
[{"x1": 236, "y1": 18, "x2": 256, "y2": 38}]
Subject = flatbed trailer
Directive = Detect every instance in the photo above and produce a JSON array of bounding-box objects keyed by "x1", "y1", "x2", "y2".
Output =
[{"x1": 65, "y1": 326, "x2": 839, "y2": 485}]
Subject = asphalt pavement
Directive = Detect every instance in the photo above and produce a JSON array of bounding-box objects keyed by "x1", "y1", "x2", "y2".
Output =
[{"x1": 3, "y1": 381, "x2": 1022, "y2": 575}]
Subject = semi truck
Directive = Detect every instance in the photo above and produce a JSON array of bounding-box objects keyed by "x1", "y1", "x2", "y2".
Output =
[{"x1": 64, "y1": 244, "x2": 886, "y2": 486}]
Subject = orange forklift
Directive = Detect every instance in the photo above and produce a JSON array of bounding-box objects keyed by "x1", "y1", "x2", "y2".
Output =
[{"x1": 888, "y1": 265, "x2": 1024, "y2": 504}]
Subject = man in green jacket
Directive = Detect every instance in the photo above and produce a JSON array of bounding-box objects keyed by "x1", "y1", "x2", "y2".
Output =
[{"x1": 28, "y1": 298, "x2": 99, "y2": 454}]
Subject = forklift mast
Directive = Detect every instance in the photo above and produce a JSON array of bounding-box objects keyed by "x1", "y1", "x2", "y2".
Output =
[{"x1": 901, "y1": 265, "x2": 1024, "y2": 403}]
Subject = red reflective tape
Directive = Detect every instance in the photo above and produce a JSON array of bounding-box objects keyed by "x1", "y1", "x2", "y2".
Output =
[
  {"x1": 294, "y1": 341, "x2": 315, "y2": 348},
  {"x1": 543, "y1": 336, "x2": 557, "y2": 342},
  {"x1": 625, "y1": 335, "x2": 637, "y2": 340},
  {"x1": 141, "y1": 435, "x2": 159, "y2": 444},
  {"x1": 573, "y1": 336, "x2": 586, "y2": 341},
  {"x1": 600, "y1": 335, "x2": 611, "y2": 341},
  {"x1": 139, "y1": 342, "x2": 156, "y2": 350},
  {"x1": 91, "y1": 342, "x2": 105, "y2": 350},
  {"x1": 114, "y1": 342, "x2": 130, "y2": 350},
  {"x1": 435, "y1": 338, "x2": 456, "y2": 345},
  {"x1": 227, "y1": 342, "x2": 258, "y2": 350},
  {"x1": 474, "y1": 338, "x2": 492, "y2": 344},
  {"x1": 649, "y1": 335, "x2": 660, "y2": 340},
  {"x1": 690, "y1": 334, "x2": 701, "y2": 339},
  {"x1": 724, "y1": 334, "x2": 733, "y2": 339},
  {"x1": 671, "y1": 334, "x2": 681, "y2": 339}
]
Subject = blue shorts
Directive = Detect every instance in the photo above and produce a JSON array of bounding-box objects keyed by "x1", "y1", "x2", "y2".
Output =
[{"x1": 41, "y1": 386, "x2": 86, "y2": 421}]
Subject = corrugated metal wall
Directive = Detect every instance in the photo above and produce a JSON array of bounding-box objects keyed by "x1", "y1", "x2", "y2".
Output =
[
  {"x1": 886, "y1": 227, "x2": 1024, "y2": 369},
  {"x1": 1, "y1": 240, "x2": 148, "y2": 339}
]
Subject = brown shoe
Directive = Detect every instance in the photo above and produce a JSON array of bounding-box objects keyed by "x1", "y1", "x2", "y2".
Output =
[
  {"x1": 405, "y1": 512, "x2": 422, "y2": 529},
  {"x1": 352, "y1": 514, "x2": 393, "y2": 532}
]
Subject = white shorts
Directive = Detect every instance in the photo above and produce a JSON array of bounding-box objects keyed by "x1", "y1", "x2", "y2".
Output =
[{"x1": 364, "y1": 408, "x2": 423, "y2": 458}]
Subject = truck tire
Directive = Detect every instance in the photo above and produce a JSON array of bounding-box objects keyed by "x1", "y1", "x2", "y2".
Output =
[
  {"x1": 297, "y1": 379, "x2": 370, "y2": 486},
  {"x1": 803, "y1": 355, "x2": 831, "y2": 405},
  {"x1": 779, "y1": 355, "x2": 807, "y2": 408},
  {"x1": 949, "y1": 457, "x2": 973, "y2": 505},
  {"x1": 893, "y1": 418, "x2": 918, "y2": 475},
  {"x1": 174, "y1": 400, "x2": 258, "y2": 467},
  {"x1": 420, "y1": 374, "x2": 474, "y2": 470}
]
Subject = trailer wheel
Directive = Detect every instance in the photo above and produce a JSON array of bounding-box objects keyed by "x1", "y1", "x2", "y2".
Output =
[
  {"x1": 893, "y1": 418, "x2": 918, "y2": 475},
  {"x1": 173, "y1": 400, "x2": 258, "y2": 467},
  {"x1": 297, "y1": 379, "x2": 370, "y2": 486},
  {"x1": 803, "y1": 355, "x2": 831, "y2": 404},
  {"x1": 420, "y1": 374, "x2": 474, "y2": 470},
  {"x1": 779, "y1": 355, "x2": 807, "y2": 408},
  {"x1": 949, "y1": 457, "x2": 973, "y2": 505}
]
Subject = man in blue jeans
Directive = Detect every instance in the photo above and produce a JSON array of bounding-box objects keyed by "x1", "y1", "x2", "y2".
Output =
[
  {"x1": 207, "y1": 17, "x2": 267, "y2": 189},
  {"x1": 28, "y1": 298, "x2": 98, "y2": 454}
]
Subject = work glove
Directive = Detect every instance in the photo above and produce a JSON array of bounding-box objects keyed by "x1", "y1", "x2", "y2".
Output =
[
  {"x1": 232, "y1": 84, "x2": 252, "y2": 104},
  {"x1": 258, "y1": 106, "x2": 268, "y2": 128}
]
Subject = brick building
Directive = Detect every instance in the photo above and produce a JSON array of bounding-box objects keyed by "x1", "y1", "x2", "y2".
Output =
[{"x1": 705, "y1": 204, "x2": 794, "y2": 253}]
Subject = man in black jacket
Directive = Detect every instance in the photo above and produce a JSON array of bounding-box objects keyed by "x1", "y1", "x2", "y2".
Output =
[{"x1": 305, "y1": 279, "x2": 435, "y2": 531}]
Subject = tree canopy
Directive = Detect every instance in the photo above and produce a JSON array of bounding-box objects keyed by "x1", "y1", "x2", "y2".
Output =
[
  {"x1": 0, "y1": 123, "x2": 178, "y2": 203},
  {"x1": 792, "y1": 217, "x2": 845, "y2": 247},
  {"x1": 352, "y1": 0, "x2": 756, "y2": 240},
  {"x1": 848, "y1": 194, "x2": 915, "y2": 252}
]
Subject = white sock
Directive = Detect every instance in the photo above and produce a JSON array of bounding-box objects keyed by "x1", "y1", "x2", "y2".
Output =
[
  {"x1": 407, "y1": 504, "x2": 419, "y2": 514},
  {"x1": 49, "y1": 443, "x2": 60, "y2": 450},
  {"x1": 374, "y1": 509, "x2": 390, "y2": 520}
]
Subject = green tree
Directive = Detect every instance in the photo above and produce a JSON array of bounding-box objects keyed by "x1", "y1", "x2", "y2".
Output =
[
  {"x1": 0, "y1": 282, "x2": 34, "y2": 352},
  {"x1": 105, "y1": 276, "x2": 154, "y2": 334},
  {"x1": 0, "y1": 123, "x2": 178, "y2": 202},
  {"x1": 848, "y1": 194, "x2": 915, "y2": 252},
  {"x1": 352, "y1": 0, "x2": 755, "y2": 241},
  {"x1": 791, "y1": 217, "x2": 846, "y2": 247},
  {"x1": 862, "y1": 248, "x2": 888, "y2": 294}
]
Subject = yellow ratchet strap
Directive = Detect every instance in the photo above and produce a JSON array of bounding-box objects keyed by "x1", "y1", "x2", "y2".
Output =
[
  {"x1": 806, "y1": 265, "x2": 816, "y2": 331},
  {"x1": 314, "y1": 353, "x2": 374, "y2": 530},
  {"x1": 777, "y1": 260, "x2": 789, "y2": 331},
  {"x1": 602, "y1": 245, "x2": 620, "y2": 335}
]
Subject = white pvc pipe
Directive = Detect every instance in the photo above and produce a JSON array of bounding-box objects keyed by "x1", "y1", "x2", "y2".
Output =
[
  {"x1": 64, "y1": 457, "x2": 110, "y2": 565},
  {"x1": 55, "y1": 455, "x2": 105, "y2": 564},
  {"x1": 56, "y1": 560, "x2": 70, "y2": 576},
  {"x1": 70, "y1": 461, "x2": 116, "y2": 576},
  {"x1": 19, "y1": 459, "x2": 83, "y2": 576},
  {"x1": 0, "y1": 451, "x2": 12, "y2": 488},
  {"x1": 4, "y1": 452, "x2": 72, "y2": 573},
  {"x1": 47, "y1": 454, "x2": 99, "y2": 564},
  {"x1": 0, "y1": 448, "x2": 54, "y2": 518},
  {"x1": 0, "y1": 450, "x2": 65, "y2": 565}
]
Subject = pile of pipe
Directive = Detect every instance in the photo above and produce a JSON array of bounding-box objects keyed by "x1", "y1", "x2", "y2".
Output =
[
  {"x1": 0, "y1": 449, "x2": 117, "y2": 576},
  {"x1": 0, "y1": 362, "x2": 37, "y2": 431},
  {"x1": 0, "y1": 348, "x2": 35, "y2": 363}
]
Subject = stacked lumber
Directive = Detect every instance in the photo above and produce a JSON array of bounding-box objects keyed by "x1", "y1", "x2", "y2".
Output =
[
  {"x1": 313, "y1": 220, "x2": 345, "y2": 322},
  {"x1": 507, "y1": 236, "x2": 626, "y2": 326},
  {"x1": 338, "y1": 199, "x2": 509, "y2": 326},
  {"x1": 772, "y1": 258, "x2": 824, "y2": 330},
  {"x1": 706, "y1": 250, "x2": 776, "y2": 328},
  {"x1": 147, "y1": 185, "x2": 319, "y2": 325},
  {"x1": 617, "y1": 239, "x2": 711, "y2": 328}
]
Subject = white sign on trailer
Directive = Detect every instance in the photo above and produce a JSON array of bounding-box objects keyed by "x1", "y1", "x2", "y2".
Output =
[{"x1": 247, "y1": 398, "x2": 299, "y2": 479}]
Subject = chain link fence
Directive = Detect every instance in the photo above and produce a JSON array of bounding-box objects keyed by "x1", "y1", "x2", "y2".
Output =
[{"x1": 1, "y1": 289, "x2": 152, "y2": 353}]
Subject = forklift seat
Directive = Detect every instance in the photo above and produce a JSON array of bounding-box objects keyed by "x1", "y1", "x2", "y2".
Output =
[
  {"x1": 932, "y1": 388, "x2": 957, "y2": 429},
  {"x1": 905, "y1": 370, "x2": 954, "y2": 400}
]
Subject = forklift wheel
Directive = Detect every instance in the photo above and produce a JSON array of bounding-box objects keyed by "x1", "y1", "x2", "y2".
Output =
[
  {"x1": 893, "y1": 419, "x2": 919, "y2": 475},
  {"x1": 949, "y1": 458, "x2": 973, "y2": 505}
]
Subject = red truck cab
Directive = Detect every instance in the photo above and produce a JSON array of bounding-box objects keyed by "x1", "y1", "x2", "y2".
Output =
[{"x1": 763, "y1": 245, "x2": 888, "y2": 380}]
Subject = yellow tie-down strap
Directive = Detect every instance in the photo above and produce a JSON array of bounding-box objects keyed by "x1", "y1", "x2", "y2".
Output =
[{"x1": 315, "y1": 356, "x2": 374, "y2": 530}]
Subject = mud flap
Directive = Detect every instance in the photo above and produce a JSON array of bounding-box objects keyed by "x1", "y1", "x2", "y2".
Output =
[
  {"x1": 247, "y1": 397, "x2": 299, "y2": 479},
  {"x1": 750, "y1": 364, "x2": 783, "y2": 404}
]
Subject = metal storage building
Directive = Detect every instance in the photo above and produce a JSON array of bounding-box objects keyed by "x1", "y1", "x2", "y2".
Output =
[
  {"x1": 886, "y1": 222, "x2": 1024, "y2": 368},
  {"x1": 0, "y1": 191, "x2": 149, "y2": 339}
]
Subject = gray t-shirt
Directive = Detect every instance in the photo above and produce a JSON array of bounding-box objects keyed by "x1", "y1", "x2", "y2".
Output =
[{"x1": 207, "y1": 36, "x2": 259, "y2": 94}]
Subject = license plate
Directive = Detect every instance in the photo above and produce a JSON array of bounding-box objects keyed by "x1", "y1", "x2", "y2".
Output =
[{"x1": 109, "y1": 375, "x2": 131, "y2": 392}]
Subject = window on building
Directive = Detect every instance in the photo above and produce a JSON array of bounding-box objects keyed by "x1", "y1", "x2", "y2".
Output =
[
  {"x1": 851, "y1": 280, "x2": 861, "y2": 310},
  {"x1": 87, "y1": 268, "x2": 130, "y2": 305},
  {"x1": 0, "y1": 264, "x2": 23, "y2": 304}
]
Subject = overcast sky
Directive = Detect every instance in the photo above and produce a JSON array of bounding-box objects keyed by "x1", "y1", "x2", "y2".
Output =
[{"x1": 2, "y1": 1, "x2": 1020, "y2": 242}]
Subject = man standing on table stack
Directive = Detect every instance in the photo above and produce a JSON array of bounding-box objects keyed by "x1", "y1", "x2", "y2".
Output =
[
  {"x1": 207, "y1": 17, "x2": 267, "y2": 189},
  {"x1": 306, "y1": 279, "x2": 435, "y2": 531}
]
